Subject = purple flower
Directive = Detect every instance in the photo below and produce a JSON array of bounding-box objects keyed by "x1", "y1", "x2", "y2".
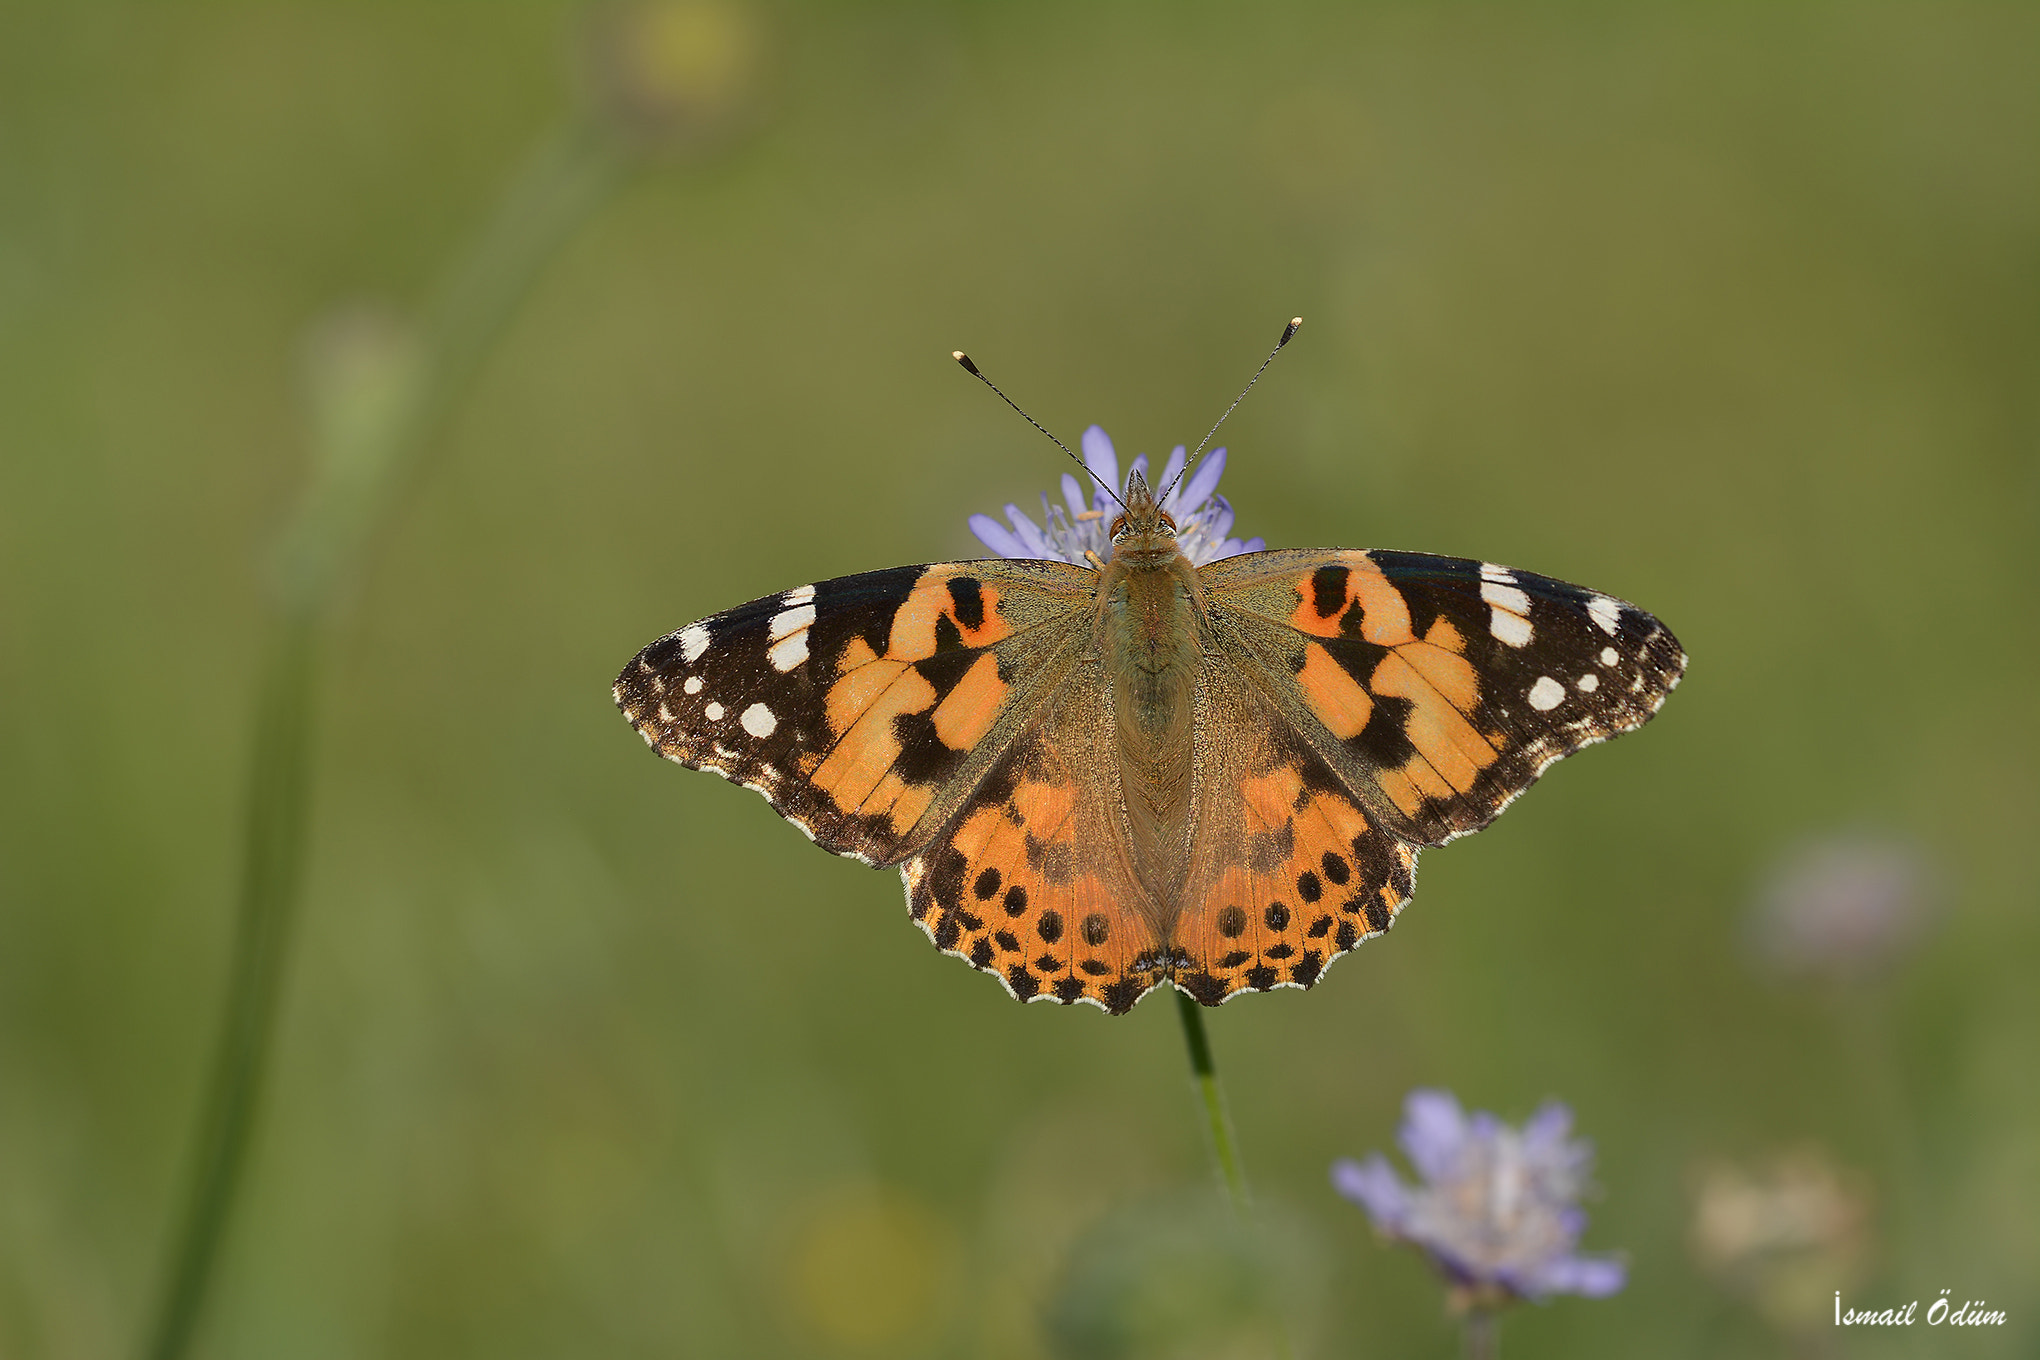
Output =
[
  {"x1": 1748, "y1": 833, "x2": 1932, "y2": 980},
  {"x1": 1332, "y1": 1090, "x2": 1626, "y2": 1307},
  {"x1": 968, "y1": 425, "x2": 1266, "y2": 566}
]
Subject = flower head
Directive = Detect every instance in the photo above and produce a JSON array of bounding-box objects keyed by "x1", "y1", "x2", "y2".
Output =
[
  {"x1": 1332, "y1": 1090, "x2": 1626, "y2": 1308},
  {"x1": 1689, "y1": 1149, "x2": 1871, "y2": 1335},
  {"x1": 968, "y1": 426, "x2": 1265, "y2": 566},
  {"x1": 1748, "y1": 833, "x2": 1932, "y2": 980}
]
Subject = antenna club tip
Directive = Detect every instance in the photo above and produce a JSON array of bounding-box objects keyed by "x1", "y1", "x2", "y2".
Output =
[
  {"x1": 1279, "y1": 316, "x2": 1303, "y2": 344},
  {"x1": 952, "y1": 351, "x2": 981, "y2": 375}
]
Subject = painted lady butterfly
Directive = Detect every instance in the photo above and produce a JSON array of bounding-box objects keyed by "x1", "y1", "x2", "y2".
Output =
[{"x1": 615, "y1": 448, "x2": 1683, "y2": 1013}]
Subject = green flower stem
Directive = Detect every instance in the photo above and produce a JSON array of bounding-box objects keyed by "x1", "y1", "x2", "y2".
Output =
[
  {"x1": 140, "y1": 116, "x2": 630, "y2": 1360},
  {"x1": 1464, "y1": 1307, "x2": 1499, "y2": 1360},
  {"x1": 1174, "y1": 989, "x2": 1250, "y2": 1215},
  {"x1": 1174, "y1": 993, "x2": 1296, "y2": 1360}
]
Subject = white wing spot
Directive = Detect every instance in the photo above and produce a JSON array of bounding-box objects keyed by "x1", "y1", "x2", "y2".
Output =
[
  {"x1": 767, "y1": 631, "x2": 809, "y2": 672},
  {"x1": 705, "y1": 701, "x2": 725, "y2": 721},
  {"x1": 1479, "y1": 562, "x2": 1516, "y2": 585},
  {"x1": 741, "y1": 702, "x2": 778, "y2": 738},
  {"x1": 657, "y1": 703, "x2": 675, "y2": 722},
  {"x1": 1489, "y1": 609, "x2": 1533, "y2": 648},
  {"x1": 1587, "y1": 596, "x2": 1623, "y2": 635},
  {"x1": 679, "y1": 624, "x2": 712, "y2": 662},
  {"x1": 1528, "y1": 676, "x2": 1566, "y2": 711},
  {"x1": 1480, "y1": 580, "x2": 1531, "y2": 616},
  {"x1": 782, "y1": 583, "x2": 817, "y2": 607},
  {"x1": 683, "y1": 675, "x2": 704, "y2": 695},
  {"x1": 1576, "y1": 673, "x2": 1599, "y2": 693},
  {"x1": 1600, "y1": 646, "x2": 1619, "y2": 667},
  {"x1": 769, "y1": 602, "x2": 816, "y2": 641}
]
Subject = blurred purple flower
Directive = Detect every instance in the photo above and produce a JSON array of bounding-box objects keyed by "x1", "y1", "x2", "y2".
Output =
[
  {"x1": 1332, "y1": 1090, "x2": 1626, "y2": 1307},
  {"x1": 968, "y1": 425, "x2": 1266, "y2": 566},
  {"x1": 1749, "y1": 834, "x2": 1932, "y2": 979}
]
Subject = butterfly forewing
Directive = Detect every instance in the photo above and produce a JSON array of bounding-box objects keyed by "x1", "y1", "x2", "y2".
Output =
[
  {"x1": 1201, "y1": 548, "x2": 1685, "y2": 847},
  {"x1": 614, "y1": 559, "x2": 1094, "y2": 866}
]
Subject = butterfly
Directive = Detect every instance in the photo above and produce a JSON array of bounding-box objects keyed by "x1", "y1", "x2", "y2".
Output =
[{"x1": 614, "y1": 459, "x2": 1684, "y2": 1014}]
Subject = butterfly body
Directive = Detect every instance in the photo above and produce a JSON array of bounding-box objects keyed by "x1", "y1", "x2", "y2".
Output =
[
  {"x1": 1093, "y1": 470, "x2": 1208, "y2": 935},
  {"x1": 616, "y1": 473, "x2": 1683, "y2": 1014}
]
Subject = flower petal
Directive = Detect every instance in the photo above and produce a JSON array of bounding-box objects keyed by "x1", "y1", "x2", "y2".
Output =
[
  {"x1": 1179, "y1": 446, "x2": 1228, "y2": 511},
  {"x1": 1157, "y1": 445, "x2": 1187, "y2": 507},
  {"x1": 1399, "y1": 1089, "x2": 1470, "y2": 1184},
  {"x1": 1331, "y1": 1155, "x2": 1411, "y2": 1231},
  {"x1": 1081, "y1": 426, "x2": 1118, "y2": 503},
  {"x1": 1530, "y1": 1253, "x2": 1628, "y2": 1299},
  {"x1": 968, "y1": 513, "x2": 1028, "y2": 558},
  {"x1": 1200, "y1": 498, "x2": 1235, "y2": 544},
  {"x1": 1061, "y1": 473, "x2": 1089, "y2": 519},
  {"x1": 1521, "y1": 1101, "x2": 1575, "y2": 1152},
  {"x1": 1003, "y1": 504, "x2": 1055, "y2": 558}
]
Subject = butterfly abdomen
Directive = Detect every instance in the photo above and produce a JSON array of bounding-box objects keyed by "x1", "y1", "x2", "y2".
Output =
[{"x1": 1096, "y1": 546, "x2": 1207, "y2": 925}]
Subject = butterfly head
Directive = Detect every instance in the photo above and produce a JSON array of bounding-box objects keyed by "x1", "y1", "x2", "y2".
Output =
[{"x1": 1106, "y1": 467, "x2": 1182, "y2": 565}]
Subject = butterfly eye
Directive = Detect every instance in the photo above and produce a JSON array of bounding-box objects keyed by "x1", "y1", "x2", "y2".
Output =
[
  {"x1": 1109, "y1": 514, "x2": 1128, "y2": 539},
  {"x1": 1159, "y1": 511, "x2": 1177, "y2": 533}
]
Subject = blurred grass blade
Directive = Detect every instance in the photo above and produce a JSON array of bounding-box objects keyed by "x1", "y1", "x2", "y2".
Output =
[
  {"x1": 142, "y1": 616, "x2": 318, "y2": 1360},
  {"x1": 140, "y1": 117, "x2": 630, "y2": 1360}
]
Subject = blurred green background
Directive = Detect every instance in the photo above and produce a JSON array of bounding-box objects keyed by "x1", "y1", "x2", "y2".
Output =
[{"x1": 2, "y1": 1, "x2": 2036, "y2": 1356}]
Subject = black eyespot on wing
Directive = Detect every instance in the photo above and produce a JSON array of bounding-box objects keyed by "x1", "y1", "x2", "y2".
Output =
[
  {"x1": 1310, "y1": 565, "x2": 1349, "y2": 620},
  {"x1": 947, "y1": 576, "x2": 985, "y2": 632}
]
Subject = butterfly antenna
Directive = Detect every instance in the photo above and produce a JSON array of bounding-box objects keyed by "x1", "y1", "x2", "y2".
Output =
[
  {"x1": 1162, "y1": 315, "x2": 1302, "y2": 503},
  {"x1": 952, "y1": 350, "x2": 1126, "y2": 511}
]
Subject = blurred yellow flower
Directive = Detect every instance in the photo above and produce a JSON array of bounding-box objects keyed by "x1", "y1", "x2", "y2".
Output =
[
  {"x1": 584, "y1": 0, "x2": 764, "y2": 150},
  {"x1": 789, "y1": 1182, "x2": 957, "y2": 1352},
  {"x1": 1690, "y1": 1149, "x2": 1872, "y2": 1336}
]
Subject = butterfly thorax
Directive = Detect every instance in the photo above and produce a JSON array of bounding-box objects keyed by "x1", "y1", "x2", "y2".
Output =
[{"x1": 1094, "y1": 471, "x2": 1210, "y2": 928}]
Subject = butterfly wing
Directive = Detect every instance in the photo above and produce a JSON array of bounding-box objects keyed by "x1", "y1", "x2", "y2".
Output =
[
  {"x1": 1200, "y1": 548, "x2": 1685, "y2": 847},
  {"x1": 614, "y1": 559, "x2": 1095, "y2": 867},
  {"x1": 1156, "y1": 547, "x2": 1682, "y2": 1006},
  {"x1": 1167, "y1": 652, "x2": 1421, "y2": 1005},
  {"x1": 897, "y1": 666, "x2": 1165, "y2": 1014}
]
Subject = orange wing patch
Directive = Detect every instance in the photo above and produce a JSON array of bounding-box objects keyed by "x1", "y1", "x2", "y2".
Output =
[
  {"x1": 805, "y1": 567, "x2": 1026, "y2": 834},
  {"x1": 1172, "y1": 658, "x2": 1417, "y2": 1005},
  {"x1": 884, "y1": 565, "x2": 1013, "y2": 659},
  {"x1": 1178, "y1": 769, "x2": 1416, "y2": 1005},
  {"x1": 898, "y1": 676, "x2": 1168, "y2": 1013}
]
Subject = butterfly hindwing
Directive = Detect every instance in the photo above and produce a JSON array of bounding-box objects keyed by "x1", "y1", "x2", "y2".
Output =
[
  {"x1": 614, "y1": 559, "x2": 1094, "y2": 866},
  {"x1": 1172, "y1": 655, "x2": 1419, "y2": 1004},
  {"x1": 900, "y1": 670, "x2": 1163, "y2": 1013},
  {"x1": 1201, "y1": 548, "x2": 1686, "y2": 847}
]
